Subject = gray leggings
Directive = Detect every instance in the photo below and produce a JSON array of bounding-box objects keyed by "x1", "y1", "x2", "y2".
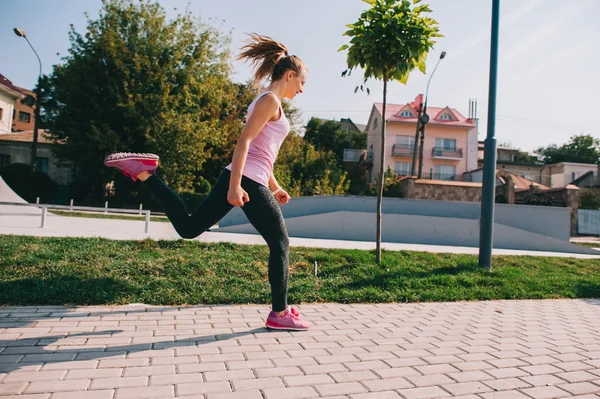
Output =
[{"x1": 145, "y1": 169, "x2": 289, "y2": 311}]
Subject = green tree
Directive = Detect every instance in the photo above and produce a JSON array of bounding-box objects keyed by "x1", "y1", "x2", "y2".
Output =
[
  {"x1": 535, "y1": 134, "x2": 600, "y2": 165},
  {"x1": 304, "y1": 117, "x2": 366, "y2": 163},
  {"x1": 42, "y1": 0, "x2": 245, "y2": 200},
  {"x1": 275, "y1": 133, "x2": 350, "y2": 197},
  {"x1": 513, "y1": 150, "x2": 539, "y2": 164},
  {"x1": 339, "y1": 0, "x2": 441, "y2": 263},
  {"x1": 579, "y1": 189, "x2": 600, "y2": 210}
]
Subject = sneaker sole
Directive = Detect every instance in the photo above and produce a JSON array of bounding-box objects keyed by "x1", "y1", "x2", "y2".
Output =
[
  {"x1": 265, "y1": 323, "x2": 309, "y2": 331},
  {"x1": 104, "y1": 156, "x2": 159, "y2": 165}
]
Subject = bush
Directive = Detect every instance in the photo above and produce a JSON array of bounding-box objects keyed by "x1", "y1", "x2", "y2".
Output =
[
  {"x1": 0, "y1": 163, "x2": 58, "y2": 203},
  {"x1": 580, "y1": 188, "x2": 600, "y2": 210}
]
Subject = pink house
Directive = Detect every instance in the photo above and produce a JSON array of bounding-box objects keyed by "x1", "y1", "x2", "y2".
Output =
[{"x1": 363, "y1": 94, "x2": 479, "y2": 183}]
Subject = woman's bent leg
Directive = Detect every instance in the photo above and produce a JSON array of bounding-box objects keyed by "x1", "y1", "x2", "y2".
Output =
[{"x1": 144, "y1": 171, "x2": 233, "y2": 239}]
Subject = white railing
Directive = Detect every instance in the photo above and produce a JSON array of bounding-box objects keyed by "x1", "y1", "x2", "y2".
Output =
[{"x1": 0, "y1": 201, "x2": 151, "y2": 233}]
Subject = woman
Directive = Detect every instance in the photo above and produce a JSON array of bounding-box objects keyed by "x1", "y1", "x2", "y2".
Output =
[{"x1": 104, "y1": 34, "x2": 309, "y2": 331}]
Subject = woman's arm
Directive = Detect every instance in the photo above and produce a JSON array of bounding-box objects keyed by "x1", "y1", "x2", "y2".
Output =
[{"x1": 269, "y1": 173, "x2": 280, "y2": 192}]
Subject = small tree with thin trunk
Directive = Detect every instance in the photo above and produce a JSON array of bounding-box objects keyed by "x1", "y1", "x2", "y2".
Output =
[{"x1": 339, "y1": 0, "x2": 441, "y2": 264}]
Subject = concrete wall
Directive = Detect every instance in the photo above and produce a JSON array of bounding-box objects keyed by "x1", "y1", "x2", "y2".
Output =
[
  {"x1": 218, "y1": 196, "x2": 596, "y2": 254},
  {"x1": 220, "y1": 195, "x2": 573, "y2": 241},
  {"x1": 399, "y1": 178, "x2": 483, "y2": 203}
]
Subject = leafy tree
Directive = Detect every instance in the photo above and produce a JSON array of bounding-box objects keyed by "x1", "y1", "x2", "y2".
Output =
[
  {"x1": 42, "y1": 0, "x2": 245, "y2": 200},
  {"x1": 535, "y1": 134, "x2": 600, "y2": 165},
  {"x1": 304, "y1": 117, "x2": 366, "y2": 163},
  {"x1": 275, "y1": 133, "x2": 350, "y2": 197},
  {"x1": 513, "y1": 151, "x2": 539, "y2": 164},
  {"x1": 339, "y1": 0, "x2": 441, "y2": 263},
  {"x1": 579, "y1": 189, "x2": 600, "y2": 210}
]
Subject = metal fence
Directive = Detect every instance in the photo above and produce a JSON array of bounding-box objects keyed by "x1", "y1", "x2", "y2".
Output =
[
  {"x1": 0, "y1": 201, "x2": 151, "y2": 233},
  {"x1": 578, "y1": 209, "x2": 600, "y2": 236}
]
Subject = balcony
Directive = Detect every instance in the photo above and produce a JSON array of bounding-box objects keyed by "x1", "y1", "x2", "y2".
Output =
[
  {"x1": 343, "y1": 149, "x2": 364, "y2": 163},
  {"x1": 432, "y1": 146, "x2": 463, "y2": 159},
  {"x1": 423, "y1": 173, "x2": 473, "y2": 182},
  {"x1": 392, "y1": 144, "x2": 415, "y2": 157}
]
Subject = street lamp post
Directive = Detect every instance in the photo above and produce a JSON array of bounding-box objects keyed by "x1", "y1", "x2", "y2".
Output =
[
  {"x1": 13, "y1": 27, "x2": 42, "y2": 173},
  {"x1": 478, "y1": 0, "x2": 501, "y2": 270},
  {"x1": 417, "y1": 51, "x2": 446, "y2": 179}
]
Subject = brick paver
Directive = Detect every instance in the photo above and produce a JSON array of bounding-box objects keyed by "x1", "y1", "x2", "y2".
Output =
[{"x1": 1, "y1": 300, "x2": 600, "y2": 397}]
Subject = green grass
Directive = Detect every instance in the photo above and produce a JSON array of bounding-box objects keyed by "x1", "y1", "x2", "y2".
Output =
[
  {"x1": 50, "y1": 210, "x2": 170, "y2": 223},
  {"x1": 572, "y1": 241, "x2": 600, "y2": 249},
  {"x1": 1, "y1": 235, "x2": 599, "y2": 306}
]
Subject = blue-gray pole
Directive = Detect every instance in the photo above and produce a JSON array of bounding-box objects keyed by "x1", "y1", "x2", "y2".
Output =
[{"x1": 478, "y1": 0, "x2": 500, "y2": 270}]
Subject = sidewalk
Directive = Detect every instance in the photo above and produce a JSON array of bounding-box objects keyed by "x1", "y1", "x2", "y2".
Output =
[
  {"x1": 2, "y1": 204, "x2": 600, "y2": 398},
  {"x1": 2, "y1": 300, "x2": 600, "y2": 398}
]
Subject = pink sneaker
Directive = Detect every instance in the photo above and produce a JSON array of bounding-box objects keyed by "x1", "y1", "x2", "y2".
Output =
[
  {"x1": 104, "y1": 152, "x2": 159, "y2": 182},
  {"x1": 265, "y1": 306, "x2": 310, "y2": 331}
]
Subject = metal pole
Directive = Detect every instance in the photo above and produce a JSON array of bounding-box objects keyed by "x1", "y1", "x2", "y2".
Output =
[
  {"x1": 41, "y1": 206, "x2": 47, "y2": 228},
  {"x1": 478, "y1": 0, "x2": 501, "y2": 270},
  {"x1": 410, "y1": 103, "x2": 422, "y2": 176},
  {"x1": 31, "y1": 84, "x2": 42, "y2": 172},
  {"x1": 417, "y1": 109, "x2": 426, "y2": 179},
  {"x1": 417, "y1": 52, "x2": 445, "y2": 180},
  {"x1": 22, "y1": 34, "x2": 42, "y2": 173},
  {"x1": 145, "y1": 211, "x2": 150, "y2": 233}
]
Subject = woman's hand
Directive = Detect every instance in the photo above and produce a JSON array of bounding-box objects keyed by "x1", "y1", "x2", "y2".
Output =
[
  {"x1": 227, "y1": 186, "x2": 250, "y2": 207},
  {"x1": 274, "y1": 189, "x2": 291, "y2": 205}
]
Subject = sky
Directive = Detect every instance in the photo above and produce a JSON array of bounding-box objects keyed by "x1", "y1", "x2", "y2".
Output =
[{"x1": 1, "y1": 0, "x2": 599, "y2": 153}]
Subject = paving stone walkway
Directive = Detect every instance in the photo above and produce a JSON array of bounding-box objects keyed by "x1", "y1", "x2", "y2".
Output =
[{"x1": 1, "y1": 299, "x2": 600, "y2": 399}]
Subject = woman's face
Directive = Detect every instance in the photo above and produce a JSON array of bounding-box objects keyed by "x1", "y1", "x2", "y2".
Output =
[{"x1": 285, "y1": 68, "x2": 307, "y2": 100}]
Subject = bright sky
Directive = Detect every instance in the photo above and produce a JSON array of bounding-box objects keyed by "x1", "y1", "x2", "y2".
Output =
[{"x1": 1, "y1": 0, "x2": 599, "y2": 153}]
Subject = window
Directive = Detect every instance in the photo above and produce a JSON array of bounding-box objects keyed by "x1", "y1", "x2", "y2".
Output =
[
  {"x1": 435, "y1": 138, "x2": 456, "y2": 151},
  {"x1": 399, "y1": 110, "x2": 414, "y2": 117},
  {"x1": 19, "y1": 111, "x2": 31, "y2": 123},
  {"x1": 36, "y1": 157, "x2": 49, "y2": 174},
  {"x1": 395, "y1": 162, "x2": 411, "y2": 176},
  {"x1": 0, "y1": 154, "x2": 10, "y2": 169},
  {"x1": 0, "y1": 108, "x2": 3, "y2": 121},
  {"x1": 434, "y1": 164, "x2": 456, "y2": 180},
  {"x1": 439, "y1": 113, "x2": 454, "y2": 121},
  {"x1": 396, "y1": 135, "x2": 415, "y2": 148},
  {"x1": 373, "y1": 117, "x2": 378, "y2": 130},
  {"x1": 572, "y1": 172, "x2": 580, "y2": 181}
]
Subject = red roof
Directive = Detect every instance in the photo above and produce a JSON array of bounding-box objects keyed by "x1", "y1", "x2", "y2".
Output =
[
  {"x1": 374, "y1": 97, "x2": 475, "y2": 128},
  {"x1": 0, "y1": 73, "x2": 23, "y2": 96}
]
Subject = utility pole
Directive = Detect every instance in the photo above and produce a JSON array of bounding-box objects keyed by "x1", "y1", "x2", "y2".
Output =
[
  {"x1": 14, "y1": 27, "x2": 42, "y2": 173},
  {"x1": 478, "y1": 0, "x2": 501, "y2": 270},
  {"x1": 417, "y1": 51, "x2": 446, "y2": 179},
  {"x1": 410, "y1": 103, "x2": 422, "y2": 176}
]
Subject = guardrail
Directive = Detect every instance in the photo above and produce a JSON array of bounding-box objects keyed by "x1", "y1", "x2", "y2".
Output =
[{"x1": 0, "y1": 201, "x2": 151, "y2": 233}]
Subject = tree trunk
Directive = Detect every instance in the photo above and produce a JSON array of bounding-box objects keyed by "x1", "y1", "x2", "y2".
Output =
[{"x1": 376, "y1": 77, "x2": 388, "y2": 264}]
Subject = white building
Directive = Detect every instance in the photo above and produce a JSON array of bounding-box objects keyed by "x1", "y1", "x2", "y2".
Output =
[{"x1": 0, "y1": 74, "x2": 22, "y2": 134}]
